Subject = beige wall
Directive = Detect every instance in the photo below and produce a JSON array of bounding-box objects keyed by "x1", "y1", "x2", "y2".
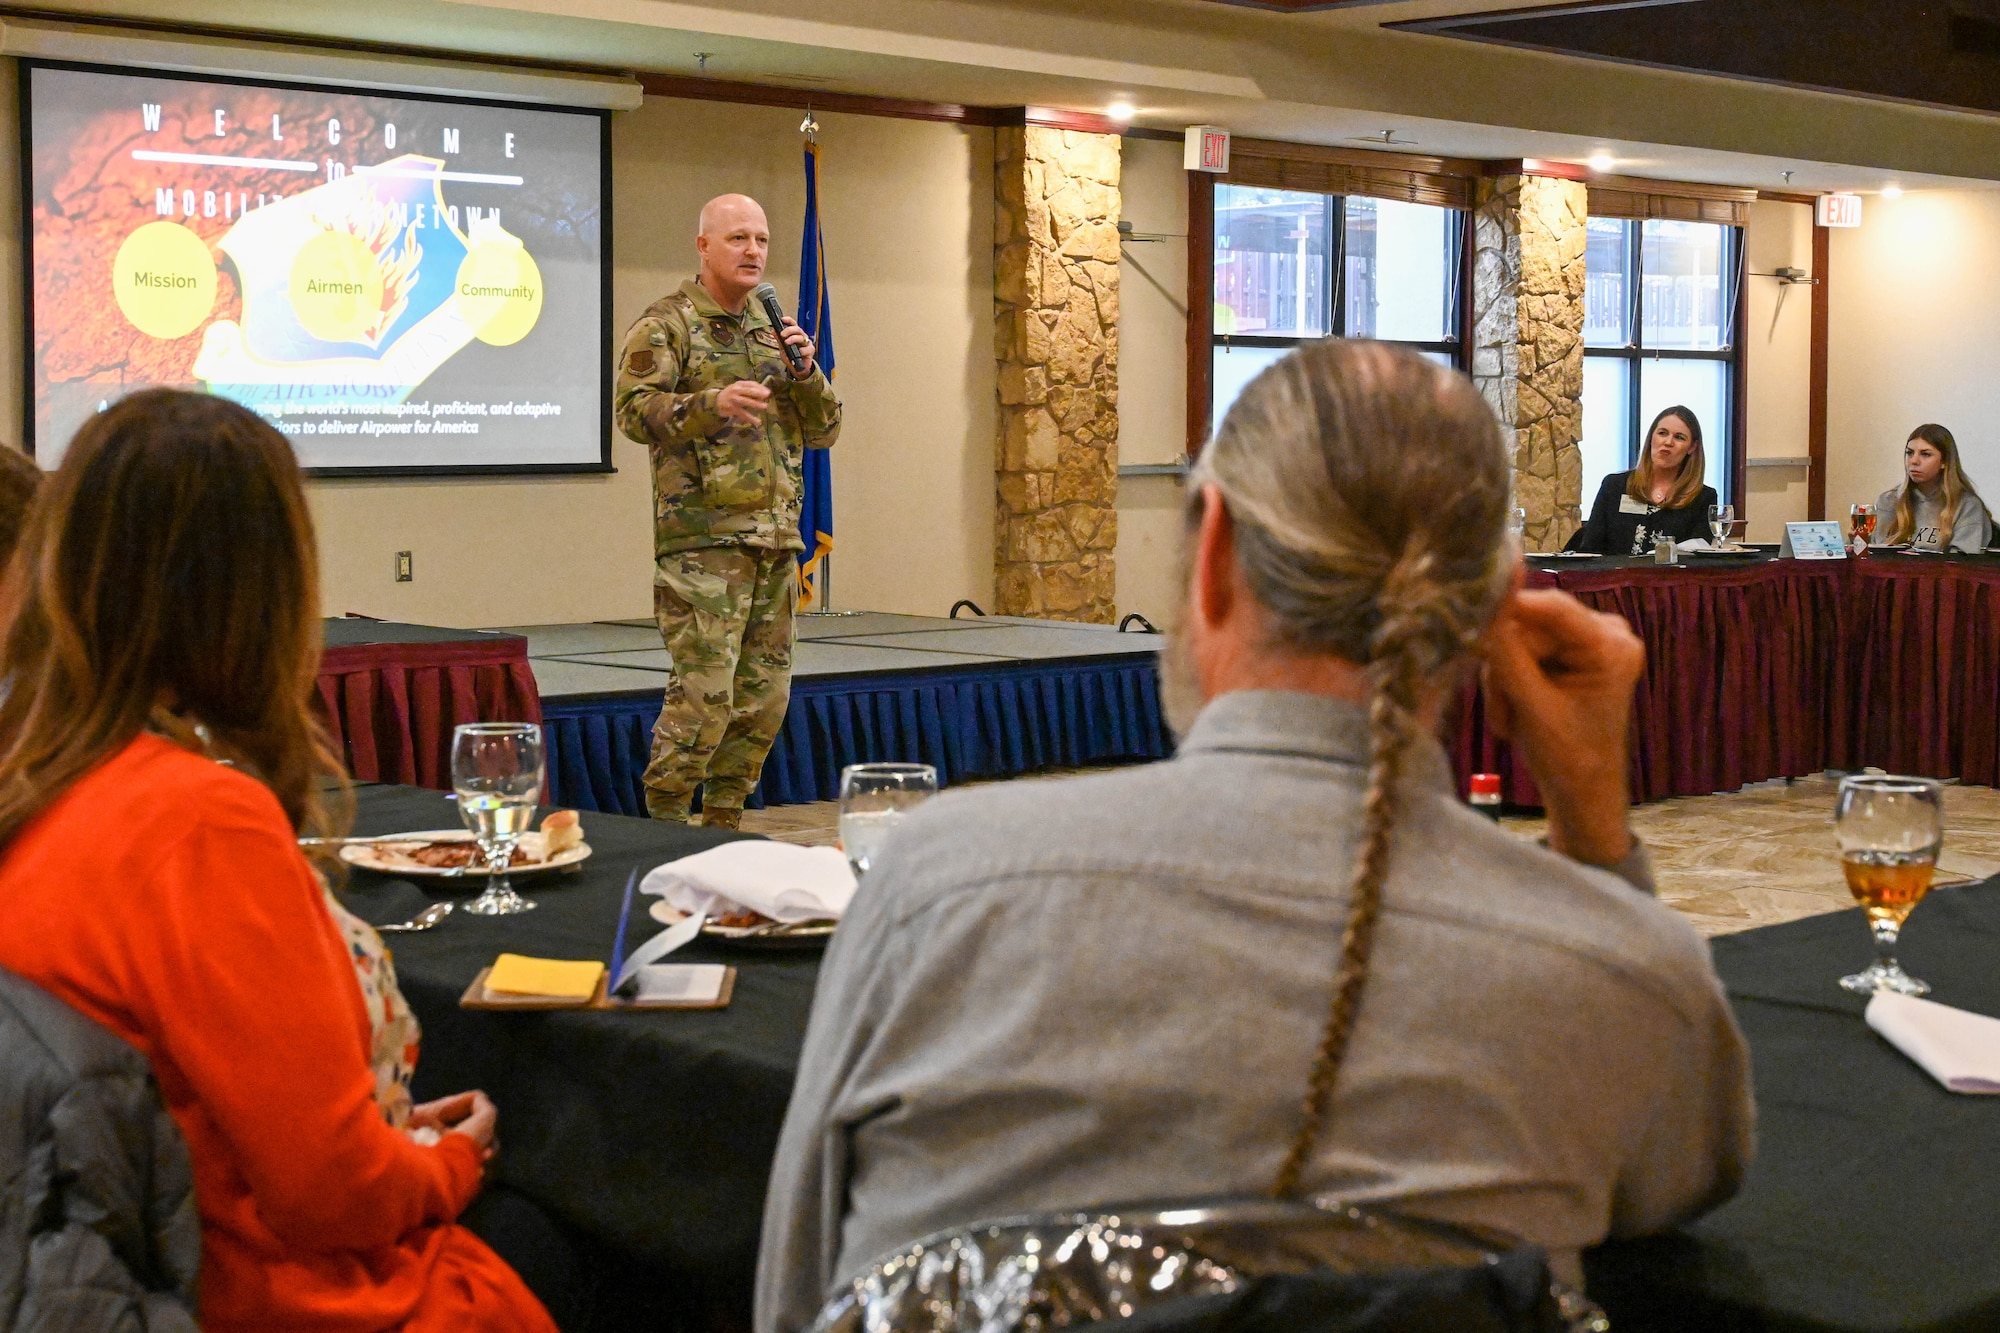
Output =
[
  {"x1": 1827, "y1": 189, "x2": 2000, "y2": 526},
  {"x1": 5, "y1": 74, "x2": 997, "y2": 627},
  {"x1": 1112, "y1": 136, "x2": 1189, "y2": 625},
  {"x1": 312, "y1": 96, "x2": 997, "y2": 626},
  {"x1": 1741, "y1": 199, "x2": 1814, "y2": 542}
]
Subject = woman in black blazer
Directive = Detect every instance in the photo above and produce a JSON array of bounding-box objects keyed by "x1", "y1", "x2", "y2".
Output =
[{"x1": 1565, "y1": 405, "x2": 1719, "y2": 555}]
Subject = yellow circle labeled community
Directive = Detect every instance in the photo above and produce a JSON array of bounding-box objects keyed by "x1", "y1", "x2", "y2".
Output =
[
  {"x1": 112, "y1": 221, "x2": 217, "y2": 340},
  {"x1": 455, "y1": 240, "x2": 544, "y2": 347},
  {"x1": 289, "y1": 231, "x2": 386, "y2": 345}
]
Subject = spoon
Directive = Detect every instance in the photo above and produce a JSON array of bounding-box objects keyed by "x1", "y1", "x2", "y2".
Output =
[{"x1": 374, "y1": 901, "x2": 454, "y2": 933}]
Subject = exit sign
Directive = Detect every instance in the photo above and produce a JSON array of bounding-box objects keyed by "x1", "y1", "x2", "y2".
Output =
[
  {"x1": 1185, "y1": 125, "x2": 1230, "y2": 173},
  {"x1": 1817, "y1": 193, "x2": 1864, "y2": 228}
]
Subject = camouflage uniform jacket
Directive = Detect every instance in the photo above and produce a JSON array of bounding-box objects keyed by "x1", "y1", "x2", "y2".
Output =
[{"x1": 615, "y1": 278, "x2": 842, "y2": 556}]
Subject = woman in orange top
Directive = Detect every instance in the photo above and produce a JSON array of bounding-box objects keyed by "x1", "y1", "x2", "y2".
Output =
[{"x1": 0, "y1": 391, "x2": 555, "y2": 1333}]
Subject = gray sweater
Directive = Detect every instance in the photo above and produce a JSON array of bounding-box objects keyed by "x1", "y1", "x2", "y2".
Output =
[
  {"x1": 1874, "y1": 483, "x2": 1992, "y2": 552},
  {"x1": 755, "y1": 690, "x2": 1755, "y2": 1333}
]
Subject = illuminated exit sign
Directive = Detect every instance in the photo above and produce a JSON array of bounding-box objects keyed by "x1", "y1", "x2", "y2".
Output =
[
  {"x1": 1817, "y1": 193, "x2": 1864, "y2": 228},
  {"x1": 1185, "y1": 125, "x2": 1230, "y2": 173}
]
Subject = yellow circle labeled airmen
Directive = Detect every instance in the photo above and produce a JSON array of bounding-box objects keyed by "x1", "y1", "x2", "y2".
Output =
[
  {"x1": 112, "y1": 221, "x2": 217, "y2": 340},
  {"x1": 289, "y1": 231, "x2": 386, "y2": 344},
  {"x1": 455, "y1": 239, "x2": 544, "y2": 347}
]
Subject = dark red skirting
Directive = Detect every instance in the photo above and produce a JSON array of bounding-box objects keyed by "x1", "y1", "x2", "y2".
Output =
[
  {"x1": 317, "y1": 638, "x2": 543, "y2": 790},
  {"x1": 1451, "y1": 559, "x2": 2000, "y2": 804}
]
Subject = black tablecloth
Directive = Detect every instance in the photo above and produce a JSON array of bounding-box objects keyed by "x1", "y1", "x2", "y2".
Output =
[
  {"x1": 1588, "y1": 878, "x2": 2000, "y2": 1333},
  {"x1": 336, "y1": 785, "x2": 819, "y2": 1302},
  {"x1": 345, "y1": 786, "x2": 2000, "y2": 1331}
]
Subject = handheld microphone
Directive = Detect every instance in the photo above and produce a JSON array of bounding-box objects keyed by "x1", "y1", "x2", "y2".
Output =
[{"x1": 751, "y1": 282, "x2": 811, "y2": 376}]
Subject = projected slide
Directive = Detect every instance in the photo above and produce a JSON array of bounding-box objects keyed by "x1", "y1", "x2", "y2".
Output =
[{"x1": 26, "y1": 62, "x2": 608, "y2": 473}]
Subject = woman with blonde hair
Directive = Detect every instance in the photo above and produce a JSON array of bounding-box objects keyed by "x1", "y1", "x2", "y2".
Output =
[
  {"x1": 1565, "y1": 405, "x2": 1720, "y2": 555},
  {"x1": 1873, "y1": 424, "x2": 1991, "y2": 552},
  {"x1": 0, "y1": 390, "x2": 554, "y2": 1333}
]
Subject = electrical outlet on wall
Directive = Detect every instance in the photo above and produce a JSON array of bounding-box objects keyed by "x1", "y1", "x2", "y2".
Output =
[{"x1": 395, "y1": 551, "x2": 413, "y2": 582}]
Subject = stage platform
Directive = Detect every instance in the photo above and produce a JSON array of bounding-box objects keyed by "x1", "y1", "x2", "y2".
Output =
[{"x1": 501, "y1": 611, "x2": 1172, "y2": 816}]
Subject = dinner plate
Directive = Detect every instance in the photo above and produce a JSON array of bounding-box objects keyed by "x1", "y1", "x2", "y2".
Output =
[
  {"x1": 648, "y1": 898, "x2": 838, "y2": 949},
  {"x1": 1681, "y1": 547, "x2": 1758, "y2": 558},
  {"x1": 340, "y1": 829, "x2": 592, "y2": 878}
]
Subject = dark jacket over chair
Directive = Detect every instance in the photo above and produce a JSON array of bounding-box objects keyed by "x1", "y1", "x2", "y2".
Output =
[{"x1": 0, "y1": 968, "x2": 200, "y2": 1332}]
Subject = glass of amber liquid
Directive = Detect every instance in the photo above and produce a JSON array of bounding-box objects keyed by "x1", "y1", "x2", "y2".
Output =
[
  {"x1": 1835, "y1": 774, "x2": 1943, "y2": 995},
  {"x1": 1849, "y1": 504, "x2": 1878, "y2": 546}
]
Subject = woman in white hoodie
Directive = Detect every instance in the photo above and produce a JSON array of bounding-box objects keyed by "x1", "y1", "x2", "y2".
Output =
[{"x1": 1874, "y1": 424, "x2": 1991, "y2": 553}]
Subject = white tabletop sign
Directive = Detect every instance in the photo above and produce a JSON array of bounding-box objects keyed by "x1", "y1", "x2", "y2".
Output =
[{"x1": 1781, "y1": 520, "x2": 1848, "y2": 560}]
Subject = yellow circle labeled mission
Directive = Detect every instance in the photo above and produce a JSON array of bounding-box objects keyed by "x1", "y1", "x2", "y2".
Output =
[
  {"x1": 112, "y1": 221, "x2": 217, "y2": 340},
  {"x1": 289, "y1": 231, "x2": 386, "y2": 344},
  {"x1": 455, "y1": 239, "x2": 544, "y2": 347}
]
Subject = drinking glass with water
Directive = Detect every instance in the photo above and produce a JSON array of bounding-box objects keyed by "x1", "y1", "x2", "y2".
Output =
[
  {"x1": 1707, "y1": 503, "x2": 1735, "y2": 548},
  {"x1": 452, "y1": 722, "x2": 545, "y2": 916},
  {"x1": 839, "y1": 763, "x2": 938, "y2": 878}
]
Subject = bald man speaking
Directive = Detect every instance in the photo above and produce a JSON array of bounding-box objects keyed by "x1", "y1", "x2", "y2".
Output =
[{"x1": 614, "y1": 194, "x2": 842, "y2": 828}]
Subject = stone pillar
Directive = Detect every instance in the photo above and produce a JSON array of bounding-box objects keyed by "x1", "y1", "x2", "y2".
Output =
[
  {"x1": 1471, "y1": 174, "x2": 1587, "y2": 551},
  {"x1": 993, "y1": 126, "x2": 1121, "y2": 622}
]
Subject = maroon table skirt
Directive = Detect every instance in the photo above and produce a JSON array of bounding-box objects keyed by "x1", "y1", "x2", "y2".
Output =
[
  {"x1": 1451, "y1": 557, "x2": 2000, "y2": 805},
  {"x1": 317, "y1": 635, "x2": 543, "y2": 790}
]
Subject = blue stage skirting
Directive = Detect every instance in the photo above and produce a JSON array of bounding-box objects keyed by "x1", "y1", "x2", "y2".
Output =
[{"x1": 543, "y1": 656, "x2": 1171, "y2": 815}]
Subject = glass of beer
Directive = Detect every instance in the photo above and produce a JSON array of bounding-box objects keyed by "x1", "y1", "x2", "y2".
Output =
[
  {"x1": 1834, "y1": 774, "x2": 1943, "y2": 995},
  {"x1": 1849, "y1": 503, "x2": 1878, "y2": 545}
]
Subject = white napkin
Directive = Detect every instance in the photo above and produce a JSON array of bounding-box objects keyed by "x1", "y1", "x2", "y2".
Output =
[
  {"x1": 640, "y1": 842, "x2": 856, "y2": 924},
  {"x1": 1677, "y1": 537, "x2": 1712, "y2": 551},
  {"x1": 1865, "y1": 991, "x2": 2000, "y2": 1093}
]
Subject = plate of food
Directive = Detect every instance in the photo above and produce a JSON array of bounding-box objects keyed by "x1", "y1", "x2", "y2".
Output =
[
  {"x1": 648, "y1": 898, "x2": 838, "y2": 949},
  {"x1": 1681, "y1": 546, "x2": 1759, "y2": 558},
  {"x1": 339, "y1": 811, "x2": 590, "y2": 878}
]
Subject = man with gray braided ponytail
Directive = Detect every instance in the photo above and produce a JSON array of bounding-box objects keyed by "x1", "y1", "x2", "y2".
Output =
[{"x1": 756, "y1": 342, "x2": 1753, "y2": 1333}]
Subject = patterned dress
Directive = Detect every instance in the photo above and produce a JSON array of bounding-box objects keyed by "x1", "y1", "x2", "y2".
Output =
[{"x1": 320, "y1": 885, "x2": 425, "y2": 1135}]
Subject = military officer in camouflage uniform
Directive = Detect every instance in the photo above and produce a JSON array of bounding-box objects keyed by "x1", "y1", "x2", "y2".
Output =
[{"x1": 614, "y1": 194, "x2": 841, "y2": 828}]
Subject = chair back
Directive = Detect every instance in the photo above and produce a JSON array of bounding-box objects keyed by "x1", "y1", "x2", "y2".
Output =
[
  {"x1": 811, "y1": 1196, "x2": 1607, "y2": 1333},
  {"x1": 0, "y1": 968, "x2": 200, "y2": 1332}
]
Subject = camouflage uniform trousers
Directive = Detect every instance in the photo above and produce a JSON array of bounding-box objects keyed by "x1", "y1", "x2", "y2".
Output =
[{"x1": 643, "y1": 546, "x2": 797, "y2": 822}]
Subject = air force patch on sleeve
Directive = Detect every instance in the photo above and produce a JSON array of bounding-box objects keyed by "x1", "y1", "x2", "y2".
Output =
[{"x1": 627, "y1": 348, "x2": 657, "y2": 376}]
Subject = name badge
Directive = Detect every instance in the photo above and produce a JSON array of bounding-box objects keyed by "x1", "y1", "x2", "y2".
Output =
[{"x1": 1618, "y1": 495, "x2": 1653, "y2": 515}]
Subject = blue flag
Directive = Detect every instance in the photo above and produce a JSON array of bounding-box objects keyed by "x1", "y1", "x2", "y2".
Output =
[{"x1": 797, "y1": 141, "x2": 835, "y2": 607}]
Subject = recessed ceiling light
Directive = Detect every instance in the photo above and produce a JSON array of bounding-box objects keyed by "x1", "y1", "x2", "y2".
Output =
[
  {"x1": 1588, "y1": 153, "x2": 1615, "y2": 173},
  {"x1": 1107, "y1": 101, "x2": 1136, "y2": 122},
  {"x1": 1882, "y1": 184, "x2": 1904, "y2": 199}
]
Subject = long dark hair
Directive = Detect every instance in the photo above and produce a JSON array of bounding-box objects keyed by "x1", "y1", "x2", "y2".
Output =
[
  {"x1": 1627, "y1": 405, "x2": 1707, "y2": 510},
  {"x1": 0, "y1": 390, "x2": 346, "y2": 849}
]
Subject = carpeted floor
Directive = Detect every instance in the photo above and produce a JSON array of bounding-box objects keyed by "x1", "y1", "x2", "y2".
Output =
[{"x1": 739, "y1": 770, "x2": 2000, "y2": 937}]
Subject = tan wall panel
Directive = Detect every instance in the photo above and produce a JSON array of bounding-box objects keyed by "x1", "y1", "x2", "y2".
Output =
[
  {"x1": 1741, "y1": 199, "x2": 1813, "y2": 541},
  {"x1": 13, "y1": 86, "x2": 996, "y2": 627},
  {"x1": 1114, "y1": 136, "x2": 1189, "y2": 626},
  {"x1": 1827, "y1": 190, "x2": 2000, "y2": 526}
]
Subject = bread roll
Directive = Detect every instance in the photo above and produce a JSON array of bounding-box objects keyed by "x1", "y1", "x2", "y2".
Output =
[{"x1": 539, "y1": 808, "x2": 582, "y2": 859}]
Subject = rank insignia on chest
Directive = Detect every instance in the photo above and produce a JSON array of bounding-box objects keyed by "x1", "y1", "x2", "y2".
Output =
[
  {"x1": 626, "y1": 348, "x2": 657, "y2": 376},
  {"x1": 708, "y1": 319, "x2": 738, "y2": 346}
]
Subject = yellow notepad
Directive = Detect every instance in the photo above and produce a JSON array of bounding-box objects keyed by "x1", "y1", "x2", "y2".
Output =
[{"x1": 485, "y1": 953, "x2": 605, "y2": 999}]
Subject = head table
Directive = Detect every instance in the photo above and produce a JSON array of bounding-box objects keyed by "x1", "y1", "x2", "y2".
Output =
[
  {"x1": 1458, "y1": 549, "x2": 2000, "y2": 804},
  {"x1": 340, "y1": 784, "x2": 2000, "y2": 1332}
]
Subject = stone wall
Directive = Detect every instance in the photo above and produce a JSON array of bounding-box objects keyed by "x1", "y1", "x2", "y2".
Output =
[
  {"x1": 993, "y1": 126, "x2": 1121, "y2": 622},
  {"x1": 1471, "y1": 174, "x2": 1587, "y2": 551}
]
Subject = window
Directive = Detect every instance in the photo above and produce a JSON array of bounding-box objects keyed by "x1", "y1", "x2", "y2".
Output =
[
  {"x1": 1582, "y1": 217, "x2": 1741, "y2": 503},
  {"x1": 1211, "y1": 184, "x2": 1465, "y2": 430}
]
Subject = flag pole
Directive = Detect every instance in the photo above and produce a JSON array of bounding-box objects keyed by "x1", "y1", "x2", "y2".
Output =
[{"x1": 796, "y1": 106, "x2": 858, "y2": 619}]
